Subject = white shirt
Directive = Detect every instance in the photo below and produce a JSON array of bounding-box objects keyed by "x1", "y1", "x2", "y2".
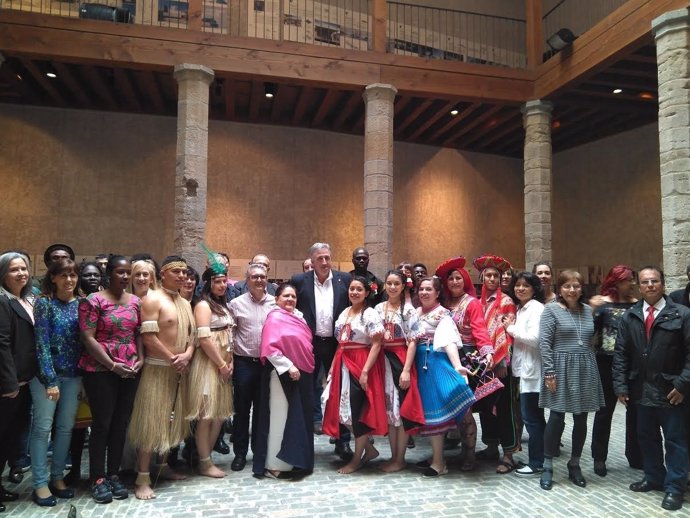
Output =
[
  {"x1": 507, "y1": 298, "x2": 545, "y2": 393},
  {"x1": 314, "y1": 271, "x2": 334, "y2": 337},
  {"x1": 642, "y1": 297, "x2": 666, "y2": 321}
]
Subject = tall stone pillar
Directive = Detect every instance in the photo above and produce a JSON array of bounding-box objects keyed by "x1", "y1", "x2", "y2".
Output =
[
  {"x1": 363, "y1": 83, "x2": 397, "y2": 278},
  {"x1": 653, "y1": 9, "x2": 690, "y2": 290},
  {"x1": 173, "y1": 63, "x2": 214, "y2": 272},
  {"x1": 522, "y1": 99, "x2": 553, "y2": 270}
]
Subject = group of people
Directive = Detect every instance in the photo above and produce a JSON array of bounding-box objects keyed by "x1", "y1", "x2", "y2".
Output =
[{"x1": 0, "y1": 242, "x2": 688, "y2": 513}]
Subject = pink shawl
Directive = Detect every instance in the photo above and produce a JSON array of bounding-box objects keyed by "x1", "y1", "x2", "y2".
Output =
[{"x1": 260, "y1": 308, "x2": 315, "y2": 373}]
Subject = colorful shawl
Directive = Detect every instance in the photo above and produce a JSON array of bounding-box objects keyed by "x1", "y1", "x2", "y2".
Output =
[{"x1": 260, "y1": 308, "x2": 314, "y2": 373}]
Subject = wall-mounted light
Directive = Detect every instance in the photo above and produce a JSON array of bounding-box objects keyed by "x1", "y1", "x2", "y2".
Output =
[
  {"x1": 450, "y1": 108, "x2": 459, "y2": 116},
  {"x1": 264, "y1": 82, "x2": 276, "y2": 99},
  {"x1": 547, "y1": 28, "x2": 576, "y2": 51},
  {"x1": 612, "y1": 88, "x2": 623, "y2": 94}
]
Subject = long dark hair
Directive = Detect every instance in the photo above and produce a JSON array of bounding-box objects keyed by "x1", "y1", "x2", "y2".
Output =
[
  {"x1": 40, "y1": 259, "x2": 79, "y2": 299},
  {"x1": 200, "y1": 268, "x2": 228, "y2": 317},
  {"x1": 383, "y1": 269, "x2": 406, "y2": 320}
]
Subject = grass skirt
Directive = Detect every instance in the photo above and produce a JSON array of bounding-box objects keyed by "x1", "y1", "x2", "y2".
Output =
[
  {"x1": 128, "y1": 362, "x2": 189, "y2": 453},
  {"x1": 186, "y1": 329, "x2": 233, "y2": 420}
]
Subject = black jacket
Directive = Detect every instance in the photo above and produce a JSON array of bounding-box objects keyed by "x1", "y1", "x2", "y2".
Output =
[
  {"x1": 290, "y1": 270, "x2": 351, "y2": 336},
  {"x1": 613, "y1": 296, "x2": 690, "y2": 407},
  {"x1": 0, "y1": 295, "x2": 37, "y2": 394}
]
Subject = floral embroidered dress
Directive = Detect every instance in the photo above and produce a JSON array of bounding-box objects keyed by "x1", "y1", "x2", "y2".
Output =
[
  {"x1": 78, "y1": 292, "x2": 141, "y2": 372},
  {"x1": 322, "y1": 307, "x2": 386, "y2": 438},
  {"x1": 414, "y1": 304, "x2": 475, "y2": 436},
  {"x1": 375, "y1": 301, "x2": 425, "y2": 432}
]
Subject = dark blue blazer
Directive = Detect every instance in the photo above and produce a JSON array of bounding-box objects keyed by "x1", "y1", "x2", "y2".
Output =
[{"x1": 290, "y1": 270, "x2": 351, "y2": 336}]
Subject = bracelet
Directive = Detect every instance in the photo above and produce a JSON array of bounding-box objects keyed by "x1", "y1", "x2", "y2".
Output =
[
  {"x1": 218, "y1": 362, "x2": 227, "y2": 370},
  {"x1": 109, "y1": 362, "x2": 116, "y2": 371}
]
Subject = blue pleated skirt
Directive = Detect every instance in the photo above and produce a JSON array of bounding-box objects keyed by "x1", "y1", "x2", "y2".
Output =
[{"x1": 415, "y1": 341, "x2": 476, "y2": 430}]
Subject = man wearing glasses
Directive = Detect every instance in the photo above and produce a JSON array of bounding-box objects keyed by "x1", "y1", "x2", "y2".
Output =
[
  {"x1": 614, "y1": 266, "x2": 690, "y2": 511},
  {"x1": 228, "y1": 254, "x2": 278, "y2": 299},
  {"x1": 228, "y1": 263, "x2": 276, "y2": 471}
]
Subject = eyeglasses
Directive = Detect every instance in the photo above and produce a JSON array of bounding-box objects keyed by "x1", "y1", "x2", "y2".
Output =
[{"x1": 250, "y1": 274, "x2": 267, "y2": 280}]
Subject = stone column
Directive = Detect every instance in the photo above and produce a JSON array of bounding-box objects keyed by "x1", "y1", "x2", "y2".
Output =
[
  {"x1": 363, "y1": 83, "x2": 397, "y2": 278},
  {"x1": 173, "y1": 63, "x2": 214, "y2": 272},
  {"x1": 522, "y1": 99, "x2": 554, "y2": 270},
  {"x1": 653, "y1": 9, "x2": 690, "y2": 290}
]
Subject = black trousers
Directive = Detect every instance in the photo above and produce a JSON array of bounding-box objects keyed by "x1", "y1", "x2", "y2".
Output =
[
  {"x1": 0, "y1": 384, "x2": 31, "y2": 477},
  {"x1": 479, "y1": 369, "x2": 522, "y2": 453},
  {"x1": 82, "y1": 371, "x2": 139, "y2": 480}
]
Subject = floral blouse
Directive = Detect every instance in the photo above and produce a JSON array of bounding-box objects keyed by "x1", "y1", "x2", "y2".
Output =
[
  {"x1": 78, "y1": 292, "x2": 141, "y2": 372},
  {"x1": 335, "y1": 307, "x2": 384, "y2": 344},
  {"x1": 374, "y1": 302, "x2": 423, "y2": 342},
  {"x1": 34, "y1": 296, "x2": 82, "y2": 387}
]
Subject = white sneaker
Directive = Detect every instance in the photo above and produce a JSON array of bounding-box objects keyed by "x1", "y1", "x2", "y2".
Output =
[{"x1": 515, "y1": 465, "x2": 543, "y2": 477}]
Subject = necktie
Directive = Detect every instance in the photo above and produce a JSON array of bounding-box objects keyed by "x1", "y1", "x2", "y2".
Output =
[{"x1": 645, "y1": 306, "x2": 655, "y2": 341}]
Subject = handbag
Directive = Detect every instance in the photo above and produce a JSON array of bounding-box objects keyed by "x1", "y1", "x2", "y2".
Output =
[{"x1": 460, "y1": 349, "x2": 504, "y2": 401}]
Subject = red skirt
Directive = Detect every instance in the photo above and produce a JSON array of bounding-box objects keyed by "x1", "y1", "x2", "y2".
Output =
[
  {"x1": 384, "y1": 343, "x2": 425, "y2": 434},
  {"x1": 323, "y1": 342, "x2": 388, "y2": 438}
]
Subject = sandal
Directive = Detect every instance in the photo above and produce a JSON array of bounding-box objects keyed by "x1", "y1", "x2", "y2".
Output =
[
  {"x1": 264, "y1": 470, "x2": 293, "y2": 480},
  {"x1": 422, "y1": 465, "x2": 448, "y2": 477},
  {"x1": 496, "y1": 460, "x2": 517, "y2": 474}
]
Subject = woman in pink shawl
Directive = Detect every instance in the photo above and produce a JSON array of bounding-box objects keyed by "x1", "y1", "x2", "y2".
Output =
[{"x1": 253, "y1": 283, "x2": 315, "y2": 480}]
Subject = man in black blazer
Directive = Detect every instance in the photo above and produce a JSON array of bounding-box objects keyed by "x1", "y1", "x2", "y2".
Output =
[{"x1": 291, "y1": 243, "x2": 352, "y2": 461}]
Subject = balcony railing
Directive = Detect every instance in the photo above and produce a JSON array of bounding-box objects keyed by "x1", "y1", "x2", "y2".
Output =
[
  {"x1": 387, "y1": 2, "x2": 526, "y2": 68},
  {"x1": 0, "y1": 0, "x2": 636, "y2": 69}
]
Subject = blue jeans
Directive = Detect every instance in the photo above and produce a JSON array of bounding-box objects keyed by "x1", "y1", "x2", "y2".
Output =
[
  {"x1": 520, "y1": 392, "x2": 545, "y2": 469},
  {"x1": 29, "y1": 376, "x2": 81, "y2": 489},
  {"x1": 636, "y1": 403, "x2": 689, "y2": 495}
]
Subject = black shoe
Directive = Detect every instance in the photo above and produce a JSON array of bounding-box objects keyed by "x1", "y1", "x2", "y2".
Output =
[
  {"x1": 7, "y1": 468, "x2": 23, "y2": 485},
  {"x1": 313, "y1": 422, "x2": 323, "y2": 435},
  {"x1": 567, "y1": 463, "x2": 586, "y2": 488},
  {"x1": 334, "y1": 443, "x2": 354, "y2": 462},
  {"x1": 630, "y1": 479, "x2": 664, "y2": 493},
  {"x1": 31, "y1": 491, "x2": 57, "y2": 507},
  {"x1": 231, "y1": 454, "x2": 247, "y2": 471},
  {"x1": 539, "y1": 468, "x2": 553, "y2": 490},
  {"x1": 48, "y1": 483, "x2": 74, "y2": 499},
  {"x1": 214, "y1": 437, "x2": 230, "y2": 455},
  {"x1": 0, "y1": 487, "x2": 18, "y2": 501},
  {"x1": 91, "y1": 478, "x2": 113, "y2": 504},
  {"x1": 407, "y1": 437, "x2": 415, "y2": 449},
  {"x1": 63, "y1": 470, "x2": 81, "y2": 487},
  {"x1": 661, "y1": 492, "x2": 684, "y2": 511},
  {"x1": 0, "y1": 502, "x2": 5, "y2": 512},
  {"x1": 593, "y1": 461, "x2": 607, "y2": 477},
  {"x1": 107, "y1": 475, "x2": 128, "y2": 500}
]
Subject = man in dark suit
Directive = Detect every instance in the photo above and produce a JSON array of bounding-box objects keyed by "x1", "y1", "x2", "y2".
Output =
[
  {"x1": 291, "y1": 243, "x2": 353, "y2": 461},
  {"x1": 669, "y1": 263, "x2": 690, "y2": 308},
  {"x1": 613, "y1": 266, "x2": 690, "y2": 512}
]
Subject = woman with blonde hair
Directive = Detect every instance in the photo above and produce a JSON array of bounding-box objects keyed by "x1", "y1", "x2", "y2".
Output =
[{"x1": 129, "y1": 260, "x2": 158, "y2": 299}]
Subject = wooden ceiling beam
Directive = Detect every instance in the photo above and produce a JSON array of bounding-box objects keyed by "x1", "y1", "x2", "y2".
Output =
[
  {"x1": 82, "y1": 66, "x2": 118, "y2": 110},
  {"x1": 112, "y1": 67, "x2": 141, "y2": 113},
  {"x1": 606, "y1": 65, "x2": 657, "y2": 79},
  {"x1": 426, "y1": 103, "x2": 481, "y2": 144},
  {"x1": 269, "y1": 83, "x2": 283, "y2": 123},
  {"x1": 224, "y1": 78, "x2": 236, "y2": 120},
  {"x1": 554, "y1": 96, "x2": 657, "y2": 115},
  {"x1": 445, "y1": 105, "x2": 504, "y2": 147},
  {"x1": 248, "y1": 80, "x2": 264, "y2": 123},
  {"x1": 462, "y1": 109, "x2": 521, "y2": 147},
  {"x1": 332, "y1": 90, "x2": 363, "y2": 131},
  {"x1": 51, "y1": 62, "x2": 92, "y2": 107},
  {"x1": 394, "y1": 96, "x2": 412, "y2": 117},
  {"x1": 394, "y1": 99, "x2": 433, "y2": 137},
  {"x1": 587, "y1": 77, "x2": 656, "y2": 92},
  {"x1": 406, "y1": 101, "x2": 455, "y2": 141},
  {"x1": 20, "y1": 59, "x2": 66, "y2": 106},
  {"x1": 132, "y1": 70, "x2": 164, "y2": 113},
  {"x1": 292, "y1": 86, "x2": 314, "y2": 126},
  {"x1": 473, "y1": 117, "x2": 523, "y2": 151},
  {"x1": 311, "y1": 89, "x2": 341, "y2": 128},
  {"x1": 0, "y1": 59, "x2": 40, "y2": 103}
]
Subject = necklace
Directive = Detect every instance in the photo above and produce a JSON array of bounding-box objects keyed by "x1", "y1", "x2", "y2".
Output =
[{"x1": 566, "y1": 306, "x2": 583, "y2": 345}]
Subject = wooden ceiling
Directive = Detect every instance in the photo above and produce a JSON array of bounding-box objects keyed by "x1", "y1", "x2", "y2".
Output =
[{"x1": 0, "y1": 43, "x2": 658, "y2": 158}]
